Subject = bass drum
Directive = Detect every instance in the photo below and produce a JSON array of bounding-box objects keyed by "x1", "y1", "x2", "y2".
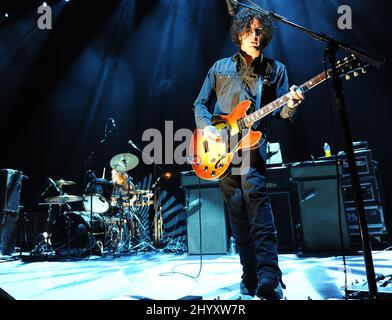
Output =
[
  {"x1": 51, "y1": 212, "x2": 107, "y2": 256},
  {"x1": 83, "y1": 179, "x2": 113, "y2": 214}
]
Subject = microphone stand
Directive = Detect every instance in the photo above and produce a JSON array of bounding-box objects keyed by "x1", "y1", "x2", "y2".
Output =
[
  {"x1": 234, "y1": 0, "x2": 385, "y2": 300},
  {"x1": 129, "y1": 140, "x2": 164, "y2": 251},
  {"x1": 84, "y1": 120, "x2": 115, "y2": 257}
]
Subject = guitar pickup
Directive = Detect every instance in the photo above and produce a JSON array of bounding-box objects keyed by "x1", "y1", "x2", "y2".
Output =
[{"x1": 203, "y1": 140, "x2": 209, "y2": 153}]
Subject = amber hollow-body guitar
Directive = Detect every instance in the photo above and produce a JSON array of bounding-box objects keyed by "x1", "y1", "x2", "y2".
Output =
[{"x1": 189, "y1": 55, "x2": 367, "y2": 180}]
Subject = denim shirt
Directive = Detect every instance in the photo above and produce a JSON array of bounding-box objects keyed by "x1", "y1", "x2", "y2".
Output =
[{"x1": 193, "y1": 52, "x2": 289, "y2": 137}]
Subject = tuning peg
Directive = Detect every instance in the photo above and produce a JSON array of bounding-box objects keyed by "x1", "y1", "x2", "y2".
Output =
[
  {"x1": 337, "y1": 60, "x2": 341, "y2": 65},
  {"x1": 344, "y1": 57, "x2": 349, "y2": 61},
  {"x1": 345, "y1": 74, "x2": 351, "y2": 80},
  {"x1": 361, "y1": 68, "x2": 367, "y2": 74},
  {"x1": 353, "y1": 71, "x2": 359, "y2": 77}
]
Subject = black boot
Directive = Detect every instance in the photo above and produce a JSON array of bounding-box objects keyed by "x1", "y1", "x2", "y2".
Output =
[
  {"x1": 240, "y1": 272, "x2": 258, "y2": 296},
  {"x1": 256, "y1": 266, "x2": 285, "y2": 300}
]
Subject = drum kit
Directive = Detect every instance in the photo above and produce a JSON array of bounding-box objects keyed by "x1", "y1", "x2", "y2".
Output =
[{"x1": 34, "y1": 153, "x2": 155, "y2": 258}]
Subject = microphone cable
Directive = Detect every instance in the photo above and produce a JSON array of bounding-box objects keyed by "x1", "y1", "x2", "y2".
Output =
[{"x1": 159, "y1": 176, "x2": 203, "y2": 280}]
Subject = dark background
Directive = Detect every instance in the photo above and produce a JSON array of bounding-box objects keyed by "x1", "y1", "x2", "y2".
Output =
[{"x1": 0, "y1": 0, "x2": 391, "y2": 238}]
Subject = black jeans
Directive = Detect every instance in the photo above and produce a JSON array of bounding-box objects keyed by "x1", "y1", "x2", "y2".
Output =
[{"x1": 219, "y1": 141, "x2": 281, "y2": 279}]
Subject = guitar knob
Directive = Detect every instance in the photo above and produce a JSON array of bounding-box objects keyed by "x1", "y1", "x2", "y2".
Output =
[
  {"x1": 203, "y1": 166, "x2": 208, "y2": 172},
  {"x1": 345, "y1": 74, "x2": 351, "y2": 80},
  {"x1": 361, "y1": 68, "x2": 367, "y2": 74},
  {"x1": 353, "y1": 71, "x2": 359, "y2": 77},
  {"x1": 210, "y1": 171, "x2": 216, "y2": 177}
]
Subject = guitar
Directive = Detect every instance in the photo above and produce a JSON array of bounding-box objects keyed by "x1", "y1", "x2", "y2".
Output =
[{"x1": 189, "y1": 55, "x2": 368, "y2": 180}]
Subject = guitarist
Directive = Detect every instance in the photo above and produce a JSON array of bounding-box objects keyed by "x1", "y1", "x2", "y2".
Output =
[{"x1": 193, "y1": 8, "x2": 305, "y2": 300}]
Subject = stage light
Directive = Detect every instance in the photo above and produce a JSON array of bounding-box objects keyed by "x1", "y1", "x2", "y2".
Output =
[
  {"x1": 163, "y1": 172, "x2": 173, "y2": 180},
  {"x1": 43, "y1": 2, "x2": 48, "y2": 6},
  {"x1": 4, "y1": 13, "x2": 9, "y2": 18}
]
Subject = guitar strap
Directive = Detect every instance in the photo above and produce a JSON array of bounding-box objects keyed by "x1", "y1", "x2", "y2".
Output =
[{"x1": 252, "y1": 74, "x2": 264, "y2": 130}]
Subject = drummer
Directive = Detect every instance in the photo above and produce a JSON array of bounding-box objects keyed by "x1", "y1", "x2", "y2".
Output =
[{"x1": 111, "y1": 169, "x2": 137, "y2": 206}]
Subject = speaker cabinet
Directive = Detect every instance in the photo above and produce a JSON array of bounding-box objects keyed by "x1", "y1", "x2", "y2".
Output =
[
  {"x1": 0, "y1": 169, "x2": 24, "y2": 255},
  {"x1": 268, "y1": 190, "x2": 297, "y2": 251},
  {"x1": 266, "y1": 165, "x2": 298, "y2": 251},
  {"x1": 0, "y1": 169, "x2": 23, "y2": 213},
  {"x1": 291, "y1": 162, "x2": 351, "y2": 252},
  {"x1": 182, "y1": 178, "x2": 228, "y2": 254}
]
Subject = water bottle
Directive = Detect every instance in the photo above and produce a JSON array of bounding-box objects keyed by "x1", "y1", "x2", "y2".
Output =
[
  {"x1": 324, "y1": 142, "x2": 331, "y2": 157},
  {"x1": 229, "y1": 236, "x2": 236, "y2": 255}
]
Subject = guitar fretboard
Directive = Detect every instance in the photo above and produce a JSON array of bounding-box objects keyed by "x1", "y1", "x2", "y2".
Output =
[{"x1": 243, "y1": 70, "x2": 330, "y2": 126}]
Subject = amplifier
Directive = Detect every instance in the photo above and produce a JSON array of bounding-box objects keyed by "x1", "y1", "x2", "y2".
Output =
[
  {"x1": 265, "y1": 165, "x2": 290, "y2": 190},
  {"x1": 341, "y1": 176, "x2": 380, "y2": 206},
  {"x1": 317, "y1": 149, "x2": 375, "y2": 177},
  {"x1": 180, "y1": 171, "x2": 219, "y2": 189},
  {"x1": 290, "y1": 160, "x2": 342, "y2": 179},
  {"x1": 340, "y1": 149, "x2": 375, "y2": 177},
  {"x1": 345, "y1": 205, "x2": 387, "y2": 236},
  {"x1": 290, "y1": 161, "x2": 351, "y2": 252}
]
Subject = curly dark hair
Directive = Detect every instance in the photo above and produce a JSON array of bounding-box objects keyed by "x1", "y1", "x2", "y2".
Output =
[{"x1": 230, "y1": 9, "x2": 275, "y2": 49}]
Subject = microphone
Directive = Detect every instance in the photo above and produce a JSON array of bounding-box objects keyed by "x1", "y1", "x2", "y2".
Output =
[
  {"x1": 225, "y1": 0, "x2": 238, "y2": 16},
  {"x1": 128, "y1": 139, "x2": 139, "y2": 150},
  {"x1": 108, "y1": 118, "x2": 117, "y2": 132},
  {"x1": 185, "y1": 199, "x2": 202, "y2": 216},
  {"x1": 300, "y1": 190, "x2": 318, "y2": 204}
]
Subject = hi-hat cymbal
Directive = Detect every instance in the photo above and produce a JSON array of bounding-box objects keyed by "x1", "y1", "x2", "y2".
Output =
[
  {"x1": 55, "y1": 179, "x2": 76, "y2": 186},
  {"x1": 45, "y1": 195, "x2": 83, "y2": 205},
  {"x1": 110, "y1": 153, "x2": 139, "y2": 172}
]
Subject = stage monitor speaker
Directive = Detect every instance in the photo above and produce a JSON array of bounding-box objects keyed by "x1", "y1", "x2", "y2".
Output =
[
  {"x1": 291, "y1": 162, "x2": 351, "y2": 252},
  {"x1": 184, "y1": 184, "x2": 228, "y2": 255}
]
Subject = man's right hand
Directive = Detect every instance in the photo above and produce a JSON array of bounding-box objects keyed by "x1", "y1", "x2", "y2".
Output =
[{"x1": 203, "y1": 125, "x2": 222, "y2": 141}]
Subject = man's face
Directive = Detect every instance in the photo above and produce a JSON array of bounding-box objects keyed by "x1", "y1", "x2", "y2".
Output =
[{"x1": 239, "y1": 18, "x2": 263, "y2": 53}]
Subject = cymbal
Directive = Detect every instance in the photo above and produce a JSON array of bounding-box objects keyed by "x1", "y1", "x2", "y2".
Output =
[
  {"x1": 45, "y1": 195, "x2": 83, "y2": 205},
  {"x1": 110, "y1": 153, "x2": 139, "y2": 172},
  {"x1": 131, "y1": 189, "x2": 152, "y2": 195},
  {"x1": 55, "y1": 179, "x2": 76, "y2": 186},
  {"x1": 135, "y1": 200, "x2": 154, "y2": 207}
]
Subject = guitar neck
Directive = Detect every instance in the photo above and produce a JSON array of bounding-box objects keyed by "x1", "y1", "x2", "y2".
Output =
[{"x1": 243, "y1": 69, "x2": 330, "y2": 126}]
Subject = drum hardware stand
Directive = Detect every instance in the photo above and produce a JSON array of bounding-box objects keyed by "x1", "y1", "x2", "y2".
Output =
[
  {"x1": 17, "y1": 205, "x2": 34, "y2": 258},
  {"x1": 234, "y1": 0, "x2": 386, "y2": 300},
  {"x1": 84, "y1": 119, "x2": 116, "y2": 257}
]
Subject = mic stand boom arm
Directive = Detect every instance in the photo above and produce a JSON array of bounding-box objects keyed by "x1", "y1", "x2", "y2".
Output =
[{"x1": 234, "y1": 0, "x2": 386, "y2": 299}]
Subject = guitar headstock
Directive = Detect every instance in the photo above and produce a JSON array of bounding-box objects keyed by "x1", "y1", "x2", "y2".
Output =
[{"x1": 334, "y1": 54, "x2": 369, "y2": 80}]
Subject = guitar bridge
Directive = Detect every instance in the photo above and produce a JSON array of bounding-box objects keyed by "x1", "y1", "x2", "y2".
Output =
[{"x1": 237, "y1": 118, "x2": 247, "y2": 131}]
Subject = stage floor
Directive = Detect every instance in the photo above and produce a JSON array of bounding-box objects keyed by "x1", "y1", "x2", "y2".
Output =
[{"x1": 1, "y1": 250, "x2": 391, "y2": 300}]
